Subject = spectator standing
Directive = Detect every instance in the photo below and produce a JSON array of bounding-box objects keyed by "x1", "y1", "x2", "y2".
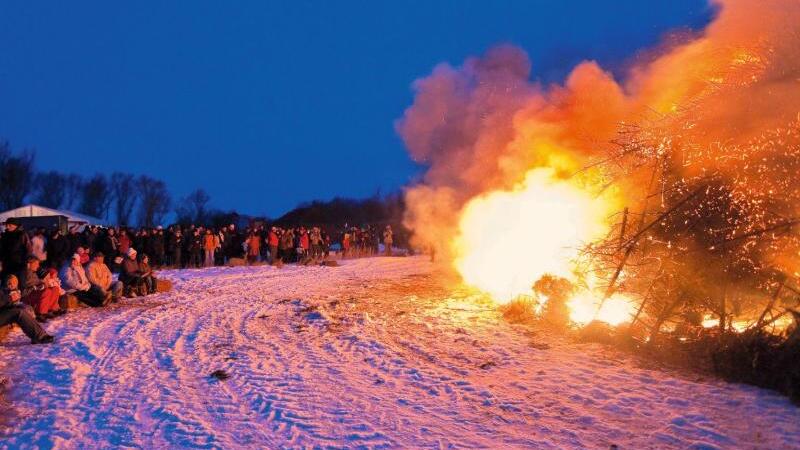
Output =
[
  {"x1": 46, "y1": 229, "x2": 70, "y2": 270},
  {"x1": 31, "y1": 229, "x2": 48, "y2": 262},
  {"x1": 246, "y1": 232, "x2": 261, "y2": 264},
  {"x1": 0, "y1": 219, "x2": 31, "y2": 280},
  {"x1": 268, "y1": 227, "x2": 279, "y2": 264},
  {"x1": 203, "y1": 229, "x2": 216, "y2": 267},
  {"x1": 383, "y1": 225, "x2": 393, "y2": 256}
]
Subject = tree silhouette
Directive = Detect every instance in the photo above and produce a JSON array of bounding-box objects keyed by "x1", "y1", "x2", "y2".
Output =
[
  {"x1": 111, "y1": 172, "x2": 138, "y2": 226},
  {"x1": 137, "y1": 175, "x2": 171, "y2": 227},
  {"x1": 0, "y1": 141, "x2": 35, "y2": 211},
  {"x1": 79, "y1": 174, "x2": 112, "y2": 219}
]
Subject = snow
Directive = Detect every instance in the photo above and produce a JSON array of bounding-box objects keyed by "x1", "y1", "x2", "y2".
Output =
[{"x1": 1, "y1": 256, "x2": 798, "y2": 449}]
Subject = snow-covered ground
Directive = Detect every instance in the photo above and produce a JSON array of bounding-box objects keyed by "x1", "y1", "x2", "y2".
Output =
[{"x1": 1, "y1": 256, "x2": 799, "y2": 449}]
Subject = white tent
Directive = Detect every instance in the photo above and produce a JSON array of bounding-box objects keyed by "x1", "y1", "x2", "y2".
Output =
[{"x1": 0, "y1": 204, "x2": 103, "y2": 229}]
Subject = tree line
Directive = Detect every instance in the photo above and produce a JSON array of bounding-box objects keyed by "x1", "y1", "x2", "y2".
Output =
[
  {"x1": 0, "y1": 141, "x2": 198, "y2": 227},
  {"x1": 0, "y1": 140, "x2": 407, "y2": 230}
]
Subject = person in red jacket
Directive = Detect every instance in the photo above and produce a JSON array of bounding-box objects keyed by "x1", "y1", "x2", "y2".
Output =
[
  {"x1": 20, "y1": 256, "x2": 63, "y2": 321},
  {"x1": 1, "y1": 274, "x2": 54, "y2": 344},
  {"x1": 246, "y1": 232, "x2": 261, "y2": 264},
  {"x1": 298, "y1": 228, "x2": 310, "y2": 260},
  {"x1": 118, "y1": 230, "x2": 132, "y2": 256},
  {"x1": 268, "y1": 227, "x2": 279, "y2": 264}
]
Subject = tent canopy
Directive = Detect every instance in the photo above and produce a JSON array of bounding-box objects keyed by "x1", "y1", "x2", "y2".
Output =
[{"x1": 0, "y1": 204, "x2": 103, "y2": 229}]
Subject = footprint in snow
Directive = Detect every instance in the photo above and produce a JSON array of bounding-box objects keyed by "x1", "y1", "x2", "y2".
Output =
[{"x1": 210, "y1": 370, "x2": 230, "y2": 381}]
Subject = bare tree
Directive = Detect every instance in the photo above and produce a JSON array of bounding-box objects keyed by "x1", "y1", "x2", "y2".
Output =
[
  {"x1": 175, "y1": 188, "x2": 211, "y2": 225},
  {"x1": 137, "y1": 175, "x2": 171, "y2": 227},
  {"x1": 79, "y1": 174, "x2": 112, "y2": 220},
  {"x1": 174, "y1": 202, "x2": 193, "y2": 225},
  {"x1": 61, "y1": 174, "x2": 84, "y2": 211},
  {"x1": 31, "y1": 171, "x2": 66, "y2": 208},
  {"x1": 111, "y1": 172, "x2": 138, "y2": 226},
  {"x1": 0, "y1": 141, "x2": 36, "y2": 210}
]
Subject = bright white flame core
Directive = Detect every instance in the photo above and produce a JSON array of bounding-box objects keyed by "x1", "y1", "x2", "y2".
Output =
[
  {"x1": 568, "y1": 292, "x2": 634, "y2": 326},
  {"x1": 454, "y1": 169, "x2": 608, "y2": 298}
]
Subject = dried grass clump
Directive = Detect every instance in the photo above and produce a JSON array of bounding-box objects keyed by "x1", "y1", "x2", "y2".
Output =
[{"x1": 500, "y1": 297, "x2": 538, "y2": 325}]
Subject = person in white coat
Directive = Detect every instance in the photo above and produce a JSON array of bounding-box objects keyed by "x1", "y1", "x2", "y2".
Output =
[{"x1": 61, "y1": 254, "x2": 109, "y2": 307}]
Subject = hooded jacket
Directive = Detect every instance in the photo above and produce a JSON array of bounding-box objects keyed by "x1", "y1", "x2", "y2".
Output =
[{"x1": 61, "y1": 263, "x2": 91, "y2": 292}]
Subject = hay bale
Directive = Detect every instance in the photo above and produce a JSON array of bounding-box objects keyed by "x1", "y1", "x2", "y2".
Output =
[
  {"x1": 156, "y1": 279, "x2": 173, "y2": 293},
  {"x1": 0, "y1": 325, "x2": 11, "y2": 343},
  {"x1": 228, "y1": 258, "x2": 246, "y2": 267},
  {"x1": 59, "y1": 294, "x2": 80, "y2": 310}
]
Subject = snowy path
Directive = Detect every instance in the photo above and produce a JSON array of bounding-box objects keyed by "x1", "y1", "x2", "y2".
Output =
[{"x1": 1, "y1": 256, "x2": 799, "y2": 449}]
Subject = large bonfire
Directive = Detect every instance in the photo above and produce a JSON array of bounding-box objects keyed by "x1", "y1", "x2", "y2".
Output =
[{"x1": 397, "y1": 0, "x2": 800, "y2": 337}]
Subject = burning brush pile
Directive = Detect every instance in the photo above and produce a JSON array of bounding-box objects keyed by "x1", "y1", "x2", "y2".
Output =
[{"x1": 397, "y1": 0, "x2": 800, "y2": 400}]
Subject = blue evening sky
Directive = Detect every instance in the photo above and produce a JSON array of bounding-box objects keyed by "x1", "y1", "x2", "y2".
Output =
[{"x1": 0, "y1": 1, "x2": 714, "y2": 217}]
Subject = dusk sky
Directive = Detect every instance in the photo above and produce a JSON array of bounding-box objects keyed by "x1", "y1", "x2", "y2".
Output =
[{"x1": 0, "y1": 1, "x2": 713, "y2": 218}]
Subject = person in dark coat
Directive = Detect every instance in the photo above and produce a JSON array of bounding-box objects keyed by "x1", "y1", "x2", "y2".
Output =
[
  {"x1": 98, "y1": 228, "x2": 119, "y2": 263},
  {"x1": 152, "y1": 228, "x2": 166, "y2": 267},
  {"x1": 138, "y1": 253, "x2": 158, "y2": 294},
  {"x1": 84, "y1": 226, "x2": 99, "y2": 253},
  {"x1": 119, "y1": 248, "x2": 147, "y2": 296},
  {"x1": 0, "y1": 218, "x2": 31, "y2": 280},
  {"x1": 46, "y1": 229, "x2": 70, "y2": 270},
  {"x1": 66, "y1": 226, "x2": 84, "y2": 254},
  {"x1": 0, "y1": 274, "x2": 54, "y2": 344},
  {"x1": 166, "y1": 227, "x2": 182, "y2": 268},
  {"x1": 188, "y1": 229, "x2": 202, "y2": 268}
]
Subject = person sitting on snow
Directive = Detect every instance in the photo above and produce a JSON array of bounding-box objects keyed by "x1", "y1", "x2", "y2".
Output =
[
  {"x1": 87, "y1": 251, "x2": 123, "y2": 303},
  {"x1": 138, "y1": 253, "x2": 158, "y2": 294},
  {"x1": 61, "y1": 254, "x2": 110, "y2": 307},
  {"x1": 0, "y1": 274, "x2": 54, "y2": 344},
  {"x1": 19, "y1": 256, "x2": 63, "y2": 322},
  {"x1": 119, "y1": 248, "x2": 147, "y2": 297}
]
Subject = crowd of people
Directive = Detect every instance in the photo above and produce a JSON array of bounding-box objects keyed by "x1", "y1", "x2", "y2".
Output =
[{"x1": 0, "y1": 219, "x2": 396, "y2": 345}]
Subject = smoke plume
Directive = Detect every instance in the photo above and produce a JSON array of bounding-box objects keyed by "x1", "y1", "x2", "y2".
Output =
[{"x1": 397, "y1": 0, "x2": 800, "y2": 269}]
